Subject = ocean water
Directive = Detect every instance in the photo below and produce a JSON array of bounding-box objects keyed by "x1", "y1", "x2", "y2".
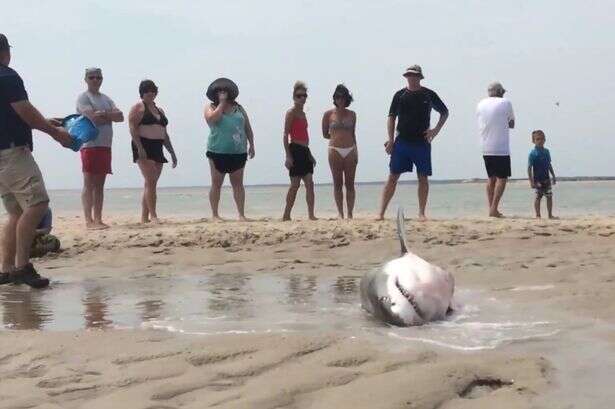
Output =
[{"x1": 38, "y1": 180, "x2": 615, "y2": 219}]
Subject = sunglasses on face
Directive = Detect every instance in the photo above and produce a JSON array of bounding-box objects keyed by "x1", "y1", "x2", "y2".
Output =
[
  {"x1": 88, "y1": 76, "x2": 102, "y2": 80},
  {"x1": 294, "y1": 93, "x2": 308, "y2": 99}
]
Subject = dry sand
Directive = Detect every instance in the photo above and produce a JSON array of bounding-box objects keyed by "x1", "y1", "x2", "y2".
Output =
[{"x1": 1, "y1": 215, "x2": 614, "y2": 408}]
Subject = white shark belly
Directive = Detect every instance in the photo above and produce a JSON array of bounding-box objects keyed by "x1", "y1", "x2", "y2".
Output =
[{"x1": 383, "y1": 254, "x2": 455, "y2": 325}]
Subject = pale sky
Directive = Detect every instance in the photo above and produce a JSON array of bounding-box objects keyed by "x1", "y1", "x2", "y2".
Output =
[{"x1": 3, "y1": 0, "x2": 615, "y2": 189}]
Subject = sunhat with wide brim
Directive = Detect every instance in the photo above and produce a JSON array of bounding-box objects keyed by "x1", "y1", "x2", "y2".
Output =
[
  {"x1": 206, "y1": 77, "x2": 239, "y2": 102},
  {"x1": 403, "y1": 65, "x2": 424, "y2": 79}
]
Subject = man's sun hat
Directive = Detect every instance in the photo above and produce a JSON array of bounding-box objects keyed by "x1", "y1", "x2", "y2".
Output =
[
  {"x1": 85, "y1": 67, "x2": 102, "y2": 77},
  {"x1": 403, "y1": 65, "x2": 424, "y2": 79},
  {"x1": 488, "y1": 81, "x2": 506, "y2": 94},
  {"x1": 206, "y1": 77, "x2": 239, "y2": 102}
]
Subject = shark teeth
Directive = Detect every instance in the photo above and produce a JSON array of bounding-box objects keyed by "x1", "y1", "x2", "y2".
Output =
[{"x1": 395, "y1": 278, "x2": 426, "y2": 321}]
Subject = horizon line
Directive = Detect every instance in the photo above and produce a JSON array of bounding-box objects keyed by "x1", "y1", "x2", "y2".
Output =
[{"x1": 46, "y1": 176, "x2": 615, "y2": 192}]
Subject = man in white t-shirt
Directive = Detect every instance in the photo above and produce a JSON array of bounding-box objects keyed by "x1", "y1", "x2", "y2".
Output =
[
  {"x1": 76, "y1": 67, "x2": 123, "y2": 229},
  {"x1": 476, "y1": 82, "x2": 515, "y2": 218}
]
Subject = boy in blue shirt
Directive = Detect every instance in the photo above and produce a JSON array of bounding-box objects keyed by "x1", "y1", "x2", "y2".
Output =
[{"x1": 527, "y1": 130, "x2": 557, "y2": 219}]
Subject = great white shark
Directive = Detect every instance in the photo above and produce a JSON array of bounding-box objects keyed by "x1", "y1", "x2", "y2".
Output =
[{"x1": 360, "y1": 208, "x2": 455, "y2": 326}]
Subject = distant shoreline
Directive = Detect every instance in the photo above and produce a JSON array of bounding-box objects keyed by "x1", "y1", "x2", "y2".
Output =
[{"x1": 46, "y1": 177, "x2": 615, "y2": 192}]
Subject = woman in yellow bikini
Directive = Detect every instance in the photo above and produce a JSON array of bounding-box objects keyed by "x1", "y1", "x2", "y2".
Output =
[{"x1": 322, "y1": 84, "x2": 358, "y2": 219}]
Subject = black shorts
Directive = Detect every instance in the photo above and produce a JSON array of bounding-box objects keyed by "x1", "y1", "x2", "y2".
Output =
[
  {"x1": 289, "y1": 143, "x2": 314, "y2": 177},
  {"x1": 206, "y1": 151, "x2": 247, "y2": 174},
  {"x1": 132, "y1": 137, "x2": 168, "y2": 163},
  {"x1": 483, "y1": 155, "x2": 511, "y2": 178}
]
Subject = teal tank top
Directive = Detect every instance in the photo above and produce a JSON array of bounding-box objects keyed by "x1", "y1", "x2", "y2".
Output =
[{"x1": 207, "y1": 106, "x2": 248, "y2": 154}]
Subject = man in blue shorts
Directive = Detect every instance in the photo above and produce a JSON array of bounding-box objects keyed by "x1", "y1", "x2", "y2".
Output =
[{"x1": 377, "y1": 65, "x2": 448, "y2": 221}]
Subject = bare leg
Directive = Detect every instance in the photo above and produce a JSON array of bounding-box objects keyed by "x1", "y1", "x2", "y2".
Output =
[
  {"x1": 151, "y1": 163, "x2": 163, "y2": 222},
  {"x1": 15, "y1": 201, "x2": 48, "y2": 268},
  {"x1": 208, "y1": 160, "x2": 226, "y2": 221},
  {"x1": 417, "y1": 174, "x2": 429, "y2": 221},
  {"x1": 82, "y1": 173, "x2": 95, "y2": 228},
  {"x1": 328, "y1": 149, "x2": 345, "y2": 219},
  {"x1": 486, "y1": 177, "x2": 496, "y2": 211},
  {"x1": 344, "y1": 150, "x2": 358, "y2": 219},
  {"x1": 489, "y1": 177, "x2": 508, "y2": 217},
  {"x1": 135, "y1": 161, "x2": 163, "y2": 223},
  {"x1": 229, "y1": 167, "x2": 247, "y2": 221},
  {"x1": 377, "y1": 173, "x2": 400, "y2": 220},
  {"x1": 547, "y1": 196, "x2": 556, "y2": 219},
  {"x1": 141, "y1": 191, "x2": 149, "y2": 223},
  {"x1": 535, "y1": 195, "x2": 542, "y2": 218},
  {"x1": 138, "y1": 160, "x2": 159, "y2": 223},
  {"x1": 92, "y1": 173, "x2": 108, "y2": 228},
  {"x1": 2, "y1": 210, "x2": 21, "y2": 272},
  {"x1": 283, "y1": 177, "x2": 301, "y2": 221},
  {"x1": 303, "y1": 173, "x2": 317, "y2": 220},
  {"x1": 138, "y1": 161, "x2": 152, "y2": 224}
]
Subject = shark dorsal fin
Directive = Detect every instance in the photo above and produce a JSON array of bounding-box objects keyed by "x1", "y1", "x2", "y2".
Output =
[{"x1": 397, "y1": 207, "x2": 408, "y2": 255}]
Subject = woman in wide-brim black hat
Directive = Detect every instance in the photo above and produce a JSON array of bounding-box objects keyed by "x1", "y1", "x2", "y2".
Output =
[{"x1": 203, "y1": 78, "x2": 255, "y2": 221}]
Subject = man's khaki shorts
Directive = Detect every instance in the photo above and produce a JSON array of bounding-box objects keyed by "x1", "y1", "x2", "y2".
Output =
[{"x1": 0, "y1": 146, "x2": 49, "y2": 214}]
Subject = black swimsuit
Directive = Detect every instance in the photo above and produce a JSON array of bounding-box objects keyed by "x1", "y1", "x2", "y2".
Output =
[{"x1": 132, "y1": 103, "x2": 169, "y2": 163}]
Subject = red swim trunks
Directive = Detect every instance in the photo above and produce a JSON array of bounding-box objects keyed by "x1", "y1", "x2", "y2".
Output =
[{"x1": 80, "y1": 147, "x2": 112, "y2": 175}]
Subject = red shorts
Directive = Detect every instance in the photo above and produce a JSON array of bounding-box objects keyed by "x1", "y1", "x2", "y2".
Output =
[{"x1": 80, "y1": 147, "x2": 112, "y2": 175}]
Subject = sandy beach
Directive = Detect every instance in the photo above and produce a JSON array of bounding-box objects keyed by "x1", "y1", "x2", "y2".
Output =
[{"x1": 1, "y1": 215, "x2": 614, "y2": 408}]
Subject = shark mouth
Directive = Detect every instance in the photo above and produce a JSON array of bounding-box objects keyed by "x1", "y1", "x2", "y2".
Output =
[{"x1": 395, "y1": 278, "x2": 426, "y2": 322}]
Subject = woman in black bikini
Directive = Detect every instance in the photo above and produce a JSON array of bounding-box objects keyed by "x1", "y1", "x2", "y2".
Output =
[{"x1": 128, "y1": 80, "x2": 177, "y2": 224}]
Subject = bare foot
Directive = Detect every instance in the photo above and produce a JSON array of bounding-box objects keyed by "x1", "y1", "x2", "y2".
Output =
[
  {"x1": 140, "y1": 218, "x2": 150, "y2": 224},
  {"x1": 212, "y1": 216, "x2": 225, "y2": 222},
  {"x1": 549, "y1": 215, "x2": 559, "y2": 220},
  {"x1": 535, "y1": 215, "x2": 542, "y2": 219},
  {"x1": 489, "y1": 211, "x2": 504, "y2": 218},
  {"x1": 88, "y1": 222, "x2": 109, "y2": 230},
  {"x1": 417, "y1": 214, "x2": 428, "y2": 222},
  {"x1": 375, "y1": 215, "x2": 385, "y2": 221},
  {"x1": 337, "y1": 213, "x2": 345, "y2": 220},
  {"x1": 309, "y1": 215, "x2": 318, "y2": 221},
  {"x1": 150, "y1": 217, "x2": 163, "y2": 224},
  {"x1": 282, "y1": 215, "x2": 291, "y2": 221},
  {"x1": 238, "y1": 216, "x2": 252, "y2": 222}
]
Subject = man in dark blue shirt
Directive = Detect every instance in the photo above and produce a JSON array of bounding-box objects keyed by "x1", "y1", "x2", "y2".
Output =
[
  {"x1": 377, "y1": 65, "x2": 449, "y2": 221},
  {"x1": 0, "y1": 34, "x2": 72, "y2": 288}
]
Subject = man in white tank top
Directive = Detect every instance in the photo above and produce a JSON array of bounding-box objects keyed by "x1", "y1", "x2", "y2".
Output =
[{"x1": 476, "y1": 82, "x2": 515, "y2": 218}]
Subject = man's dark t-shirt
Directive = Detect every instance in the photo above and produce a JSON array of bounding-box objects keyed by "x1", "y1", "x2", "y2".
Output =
[
  {"x1": 0, "y1": 64, "x2": 32, "y2": 150},
  {"x1": 388, "y1": 87, "x2": 448, "y2": 144}
]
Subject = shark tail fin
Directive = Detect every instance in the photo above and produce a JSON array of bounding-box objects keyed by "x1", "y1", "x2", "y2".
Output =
[{"x1": 397, "y1": 207, "x2": 408, "y2": 255}]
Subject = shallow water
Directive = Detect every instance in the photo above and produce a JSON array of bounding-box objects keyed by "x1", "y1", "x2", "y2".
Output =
[
  {"x1": 4, "y1": 271, "x2": 613, "y2": 406},
  {"x1": 0, "y1": 272, "x2": 560, "y2": 351}
]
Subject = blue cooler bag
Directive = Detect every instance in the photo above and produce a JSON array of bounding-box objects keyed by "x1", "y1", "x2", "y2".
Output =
[{"x1": 61, "y1": 114, "x2": 99, "y2": 152}]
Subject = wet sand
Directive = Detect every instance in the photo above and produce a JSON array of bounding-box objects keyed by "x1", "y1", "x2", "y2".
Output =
[{"x1": 1, "y1": 215, "x2": 615, "y2": 408}]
